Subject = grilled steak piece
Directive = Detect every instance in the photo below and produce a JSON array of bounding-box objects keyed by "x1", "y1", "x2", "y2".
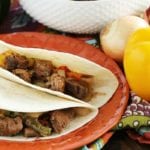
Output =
[
  {"x1": 0, "y1": 116, "x2": 23, "y2": 136},
  {"x1": 46, "y1": 73, "x2": 65, "y2": 92},
  {"x1": 4, "y1": 54, "x2": 28, "y2": 70},
  {"x1": 34, "y1": 60, "x2": 53, "y2": 80},
  {"x1": 65, "y1": 78, "x2": 89, "y2": 99},
  {"x1": 15, "y1": 55, "x2": 29, "y2": 69},
  {"x1": 24, "y1": 128, "x2": 40, "y2": 137},
  {"x1": 4, "y1": 55, "x2": 18, "y2": 70},
  {"x1": 12, "y1": 69, "x2": 32, "y2": 82},
  {"x1": 50, "y1": 109, "x2": 76, "y2": 133}
]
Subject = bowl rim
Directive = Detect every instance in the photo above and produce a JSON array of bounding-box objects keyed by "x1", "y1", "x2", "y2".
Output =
[{"x1": 64, "y1": 0, "x2": 110, "y2": 3}]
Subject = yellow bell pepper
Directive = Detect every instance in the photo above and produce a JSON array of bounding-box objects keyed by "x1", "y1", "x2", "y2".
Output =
[
  {"x1": 124, "y1": 27, "x2": 150, "y2": 101},
  {"x1": 0, "y1": 50, "x2": 14, "y2": 67}
]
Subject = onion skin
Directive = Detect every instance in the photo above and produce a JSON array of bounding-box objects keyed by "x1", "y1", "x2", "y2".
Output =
[{"x1": 100, "y1": 16, "x2": 149, "y2": 62}]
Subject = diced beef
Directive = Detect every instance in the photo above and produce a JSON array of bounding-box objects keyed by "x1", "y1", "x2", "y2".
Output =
[
  {"x1": 34, "y1": 60, "x2": 53, "y2": 80},
  {"x1": 81, "y1": 75, "x2": 93, "y2": 85},
  {"x1": 4, "y1": 54, "x2": 28, "y2": 70},
  {"x1": 4, "y1": 55, "x2": 18, "y2": 70},
  {"x1": 24, "y1": 128, "x2": 39, "y2": 137},
  {"x1": 50, "y1": 109, "x2": 76, "y2": 133},
  {"x1": 12, "y1": 69, "x2": 32, "y2": 82},
  {"x1": 0, "y1": 117, "x2": 23, "y2": 136},
  {"x1": 46, "y1": 73, "x2": 65, "y2": 92},
  {"x1": 15, "y1": 55, "x2": 29, "y2": 69},
  {"x1": 65, "y1": 78, "x2": 89, "y2": 99}
]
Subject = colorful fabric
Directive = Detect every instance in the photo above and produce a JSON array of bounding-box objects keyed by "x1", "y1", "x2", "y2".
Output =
[
  {"x1": 113, "y1": 91, "x2": 150, "y2": 144},
  {"x1": 81, "y1": 132, "x2": 114, "y2": 150},
  {"x1": 115, "y1": 92, "x2": 150, "y2": 139},
  {"x1": 82, "y1": 92, "x2": 150, "y2": 149}
]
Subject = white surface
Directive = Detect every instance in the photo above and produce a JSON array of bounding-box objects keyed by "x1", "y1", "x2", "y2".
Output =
[{"x1": 20, "y1": 0, "x2": 150, "y2": 33}]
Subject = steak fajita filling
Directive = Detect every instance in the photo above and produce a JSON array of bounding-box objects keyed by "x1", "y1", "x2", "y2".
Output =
[
  {"x1": 0, "y1": 108, "x2": 77, "y2": 137},
  {"x1": 0, "y1": 51, "x2": 93, "y2": 101}
]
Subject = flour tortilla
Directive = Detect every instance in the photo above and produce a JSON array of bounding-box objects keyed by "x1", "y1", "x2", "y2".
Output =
[
  {"x1": 0, "y1": 77, "x2": 98, "y2": 141},
  {"x1": 0, "y1": 40, "x2": 119, "y2": 108}
]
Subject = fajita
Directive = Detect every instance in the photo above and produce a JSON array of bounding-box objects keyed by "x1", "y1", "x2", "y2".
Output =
[
  {"x1": 0, "y1": 77, "x2": 97, "y2": 141},
  {"x1": 0, "y1": 40, "x2": 119, "y2": 108}
]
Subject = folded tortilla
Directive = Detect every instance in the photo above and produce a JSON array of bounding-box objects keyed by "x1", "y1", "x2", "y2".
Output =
[
  {"x1": 0, "y1": 77, "x2": 98, "y2": 141},
  {"x1": 0, "y1": 40, "x2": 119, "y2": 108}
]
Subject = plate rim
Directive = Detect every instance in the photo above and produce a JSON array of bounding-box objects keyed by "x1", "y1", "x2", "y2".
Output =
[{"x1": 0, "y1": 32, "x2": 129, "y2": 150}]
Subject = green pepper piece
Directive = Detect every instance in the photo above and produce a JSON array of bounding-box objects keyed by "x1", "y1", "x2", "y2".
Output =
[{"x1": 25, "y1": 117, "x2": 51, "y2": 137}]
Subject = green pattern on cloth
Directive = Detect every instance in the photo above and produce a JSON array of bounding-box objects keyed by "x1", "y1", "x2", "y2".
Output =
[
  {"x1": 116, "y1": 116, "x2": 150, "y2": 130},
  {"x1": 81, "y1": 137, "x2": 105, "y2": 150},
  {"x1": 116, "y1": 92, "x2": 150, "y2": 130}
]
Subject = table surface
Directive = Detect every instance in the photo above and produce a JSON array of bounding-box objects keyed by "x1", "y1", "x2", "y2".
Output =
[{"x1": 103, "y1": 131, "x2": 150, "y2": 150}]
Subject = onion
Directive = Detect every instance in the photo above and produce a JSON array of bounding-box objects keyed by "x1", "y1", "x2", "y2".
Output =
[{"x1": 100, "y1": 16, "x2": 149, "y2": 62}]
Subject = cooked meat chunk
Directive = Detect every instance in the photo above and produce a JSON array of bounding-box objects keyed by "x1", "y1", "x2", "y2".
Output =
[
  {"x1": 4, "y1": 54, "x2": 28, "y2": 70},
  {"x1": 50, "y1": 109, "x2": 76, "y2": 133},
  {"x1": 0, "y1": 117, "x2": 23, "y2": 136},
  {"x1": 4, "y1": 55, "x2": 18, "y2": 70},
  {"x1": 34, "y1": 60, "x2": 53, "y2": 80},
  {"x1": 12, "y1": 69, "x2": 32, "y2": 82},
  {"x1": 46, "y1": 73, "x2": 65, "y2": 92},
  {"x1": 81, "y1": 75, "x2": 93, "y2": 85},
  {"x1": 24, "y1": 128, "x2": 40, "y2": 137},
  {"x1": 65, "y1": 78, "x2": 89, "y2": 99},
  {"x1": 15, "y1": 55, "x2": 28, "y2": 69}
]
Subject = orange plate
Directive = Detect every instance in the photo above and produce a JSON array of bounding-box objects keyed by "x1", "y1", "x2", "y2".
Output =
[{"x1": 0, "y1": 32, "x2": 129, "y2": 150}]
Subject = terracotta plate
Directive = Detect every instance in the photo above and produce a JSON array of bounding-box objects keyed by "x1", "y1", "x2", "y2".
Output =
[{"x1": 0, "y1": 32, "x2": 129, "y2": 150}]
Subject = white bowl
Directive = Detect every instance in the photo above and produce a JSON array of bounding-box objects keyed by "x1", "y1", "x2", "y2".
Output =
[{"x1": 20, "y1": 0, "x2": 150, "y2": 34}]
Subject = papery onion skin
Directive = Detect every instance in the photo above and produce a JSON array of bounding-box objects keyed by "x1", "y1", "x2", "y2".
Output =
[{"x1": 100, "y1": 16, "x2": 149, "y2": 62}]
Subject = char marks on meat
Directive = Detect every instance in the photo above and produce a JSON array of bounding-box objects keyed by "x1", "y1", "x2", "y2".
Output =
[
  {"x1": 15, "y1": 55, "x2": 28, "y2": 69},
  {"x1": 4, "y1": 54, "x2": 28, "y2": 70},
  {"x1": 0, "y1": 117, "x2": 23, "y2": 136},
  {"x1": 46, "y1": 73, "x2": 65, "y2": 92},
  {"x1": 50, "y1": 109, "x2": 76, "y2": 133},
  {"x1": 65, "y1": 78, "x2": 89, "y2": 99},
  {"x1": 4, "y1": 55, "x2": 18, "y2": 70},
  {"x1": 34, "y1": 60, "x2": 53, "y2": 80}
]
